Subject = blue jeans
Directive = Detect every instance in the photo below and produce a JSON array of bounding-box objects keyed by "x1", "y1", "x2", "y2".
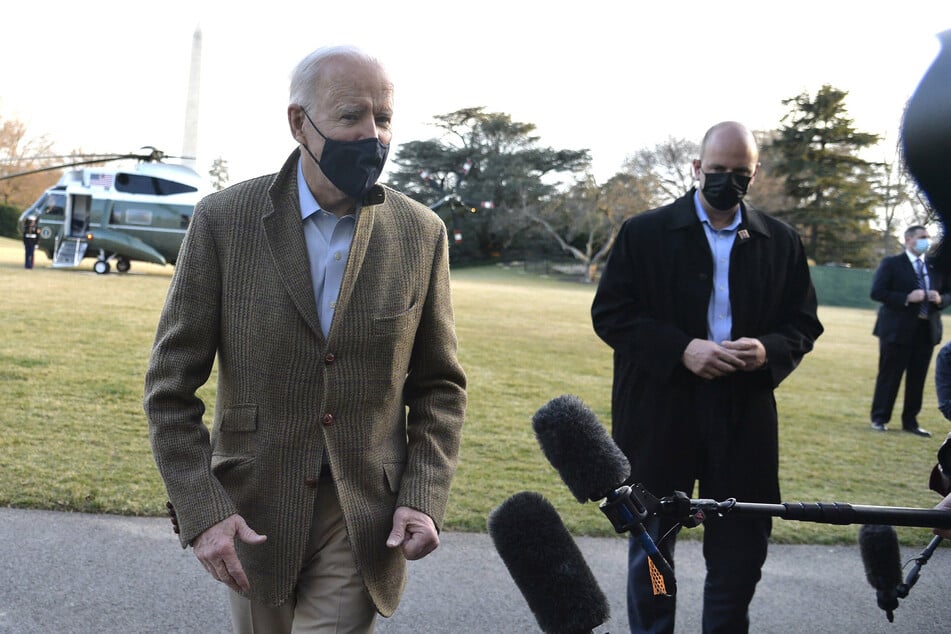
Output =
[{"x1": 627, "y1": 513, "x2": 771, "y2": 633}]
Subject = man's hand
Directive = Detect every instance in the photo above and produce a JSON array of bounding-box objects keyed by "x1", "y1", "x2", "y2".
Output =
[
  {"x1": 193, "y1": 514, "x2": 267, "y2": 593},
  {"x1": 928, "y1": 289, "x2": 942, "y2": 305},
  {"x1": 908, "y1": 288, "x2": 926, "y2": 304},
  {"x1": 721, "y1": 337, "x2": 767, "y2": 371},
  {"x1": 933, "y1": 493, "x2": 951, "y2": 539},
  {"x1": 682, "y1": 338, "x2": 744, "y2": 379},
  {"x1": 386, "y1": 506, "x2": 439, "y2": 560}
]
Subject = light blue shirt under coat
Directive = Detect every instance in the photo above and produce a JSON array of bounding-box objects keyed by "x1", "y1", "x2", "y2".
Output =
[
  {"x1": 297, "y1": 158, "x2": 356, "y2": 339},
  {"x1": 694, "y1": 191, "x2": 741, "y2": 343}
]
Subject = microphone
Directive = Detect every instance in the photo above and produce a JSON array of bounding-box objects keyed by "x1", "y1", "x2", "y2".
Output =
[
  {"x1": 487, "y1": 491, "x2": 609, "y2": 634},
  {"x1": 531, "y1": 394, "x2": 631, "y2": 503},
  {"x1": 532, "y1": 394, "x2": 676, "y2": 598},
  {"x1": 858, "y1": 524, "x2": 902, "y2": 622}
]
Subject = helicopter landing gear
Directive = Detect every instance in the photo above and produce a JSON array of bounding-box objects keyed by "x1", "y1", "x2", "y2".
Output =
[
  {"x1": 116, "y1": 257, "x2": 131, "y2": 273},
  {"x1": 93, "y1": 259, "x2": 111, "y2": 275}
]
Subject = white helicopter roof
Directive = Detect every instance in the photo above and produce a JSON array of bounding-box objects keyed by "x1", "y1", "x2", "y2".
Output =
[{"x1": 55, "y1": 160, "x2": 205, "y2": 196}]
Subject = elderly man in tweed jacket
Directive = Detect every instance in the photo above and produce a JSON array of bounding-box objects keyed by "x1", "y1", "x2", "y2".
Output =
[{"x1": 144, "y1": 46, "x2": 466, "y2": 633}]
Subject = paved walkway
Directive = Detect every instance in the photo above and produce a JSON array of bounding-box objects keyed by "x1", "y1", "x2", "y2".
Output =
[{"x1": 1, "y1": 507, "x2": 948, "y2": 633}]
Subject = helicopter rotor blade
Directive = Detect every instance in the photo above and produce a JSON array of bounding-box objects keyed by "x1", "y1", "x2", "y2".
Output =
[
  {"x1": 0, "y1": 156, "x2": 131, "y2": 181},
  {"x1": 0, "y1": 154, "x2": 119, "y2": 164},
  {"x1": 0, "y1": 147, "x2": 192, "y2": 181}
]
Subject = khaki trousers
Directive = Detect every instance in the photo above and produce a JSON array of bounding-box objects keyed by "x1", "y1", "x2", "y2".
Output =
[{"x1": 228, "y1": 479, "x2": 377, "y2": 633}]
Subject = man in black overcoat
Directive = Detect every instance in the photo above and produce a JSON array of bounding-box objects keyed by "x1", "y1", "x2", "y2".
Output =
[{"x1": 592, "y1": 121, "x2": 823, "y2": 634}]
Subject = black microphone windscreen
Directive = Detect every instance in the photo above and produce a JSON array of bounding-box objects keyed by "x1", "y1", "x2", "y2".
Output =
[
  {"x1": 858, "y1": 524, "x2": 903, "y2": 591},
  {"x1": 858, "y1": 524, "x2": 902, "y2": 616},
  {"x1": 532, "y1": 395, "x2": 630, "y2": 502},
  {"x1": 488, "y1": 491, "x2": 609, "y2": 634}
]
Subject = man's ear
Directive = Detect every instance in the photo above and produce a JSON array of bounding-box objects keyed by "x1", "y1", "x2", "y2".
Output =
[
  {"x1": 287, "y1": 105, "x2": 306, "y2": 144},
  {"x1": 750, "y1": 161, "x2": 761, "y2": 184}
]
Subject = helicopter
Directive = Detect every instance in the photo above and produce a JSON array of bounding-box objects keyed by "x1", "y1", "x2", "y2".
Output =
[{"x1": 7, "y1": 147, "x2": 205, "y2": 274}]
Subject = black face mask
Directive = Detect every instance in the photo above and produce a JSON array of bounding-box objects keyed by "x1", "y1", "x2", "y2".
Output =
[
  {"x1": 701, "y1": 171, "x2": 752, "y2": 211},
  {"x1": 300, "y1": 109, "x2": 389, "y2": 200}
]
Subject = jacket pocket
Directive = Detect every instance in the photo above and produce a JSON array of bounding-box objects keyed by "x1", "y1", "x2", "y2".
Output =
[
  {"x1": 370, "y1": 305, "x2": 421, "y2": 381},
  {"x1": 371, "y1": 303, "x2": 420, "y2": 338},
  {"x1": 212, "y1": 404, "x2": 258, "y2": 457}
]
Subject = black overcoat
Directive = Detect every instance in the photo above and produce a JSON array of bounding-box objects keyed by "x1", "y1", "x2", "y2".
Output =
[{"x1": 591, "y1": 190, "x2": 823, "y2": 503}]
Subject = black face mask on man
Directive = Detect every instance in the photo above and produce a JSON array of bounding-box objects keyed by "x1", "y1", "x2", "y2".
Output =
[
  {"x1": 300, "y1": 109, "x2": 389, "y2": 200},
  {"x1": 700, "y1": 171, "x2": 752, "y2": 211}
]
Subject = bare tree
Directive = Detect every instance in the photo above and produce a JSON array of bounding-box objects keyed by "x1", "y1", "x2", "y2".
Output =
[
  {"x1": 518, "y1": 136, "x2": 701, "y2": 281},
  {"x1": 875, "y1": 156, "x2": 921, "y2": 254},
  {"x1": 209, "y1": 156, "x2": 230, "y2": 191},
  {"x1": 522, "y1": 170, "x2": 659, "y2": 283},
  {"x1": 620, "y1": 136, "x2": 698, "y2": 201},
  {"x1": 0, "y1": 115, "x2": 58, "y2": 209}
]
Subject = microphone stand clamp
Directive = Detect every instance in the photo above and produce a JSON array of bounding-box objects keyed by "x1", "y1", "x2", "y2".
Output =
[{"x1": 598, "y1": 485, "x2": 650, "y2": 533}]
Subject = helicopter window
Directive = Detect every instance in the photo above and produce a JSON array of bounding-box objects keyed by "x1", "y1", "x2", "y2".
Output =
[
  {"x1": 125, "y1": 209, "x2": 154, "y2": 225},
  {"x1": 42, "y1": 193, "x2": 66, "y2": 215},
  {"x1": 114, "y1": 173, "x2": 198, "y2": 196}
]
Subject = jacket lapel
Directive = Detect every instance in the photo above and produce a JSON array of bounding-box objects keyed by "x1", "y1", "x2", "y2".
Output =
[
  {"x1": 903, "y1": 255, "x2": 919, "y2": 289},
  {"x1": 334, "y1": 204, "x2": 374, "y2": 321},
  {"x1": 667, "y1": 192, "x2": 709, "y2": 254},
  {"x1": 263, "y1": 151, "x2": 324, "y2": 338}
]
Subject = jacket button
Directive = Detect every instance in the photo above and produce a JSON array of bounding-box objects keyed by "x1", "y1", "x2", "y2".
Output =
[
  {"x1": 324, "y1": 353, "x2": 336, "y2": 365},
  {"x1": 322, "y1": 413, "x2": 334, "y2": 426},
  {"x1": 304, "y1": 477, "x2": 318, "y2": 488}
]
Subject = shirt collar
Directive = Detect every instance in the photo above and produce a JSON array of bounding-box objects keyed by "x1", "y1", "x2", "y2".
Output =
[
  {"x1": 296, "y1": 157, "x2": 359, "y2": 222},
  {"x1": 297, "y1": 157, "x2": 321, "y2": 221},
  {"x1": 693, "y1": 190, "x2": 741, "y2": 231}
]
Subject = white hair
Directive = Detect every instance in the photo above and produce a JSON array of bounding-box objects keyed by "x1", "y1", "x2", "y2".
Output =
[{"x1": 288, "y1": 45, "x2": 383, "y2": 112}]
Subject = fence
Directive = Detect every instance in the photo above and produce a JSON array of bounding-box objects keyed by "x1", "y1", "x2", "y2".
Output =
[
  {"x1": 808, "y1": 265, "x2": 876, "y2": 309},
  {"x1": 512, "y1": 260, "x2": 880, "y2": 308}
]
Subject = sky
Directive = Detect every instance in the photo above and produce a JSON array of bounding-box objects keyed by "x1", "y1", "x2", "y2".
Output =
[{"x1": 2, "y1": 1, "x2": 951, "y2": 188}]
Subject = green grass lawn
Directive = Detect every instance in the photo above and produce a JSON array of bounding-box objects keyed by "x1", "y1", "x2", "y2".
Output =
[{"x1": 0, "y1": 238, "x2": 947, "y2": 546}]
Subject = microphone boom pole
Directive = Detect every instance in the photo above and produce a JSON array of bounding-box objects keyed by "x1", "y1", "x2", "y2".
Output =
[{"x1": 675, "y1": 497, "x2": 951, "y2": 529}]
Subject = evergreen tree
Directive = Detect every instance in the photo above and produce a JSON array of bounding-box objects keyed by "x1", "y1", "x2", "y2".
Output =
[
  {"x1": 387, "y1": 107, "x2": 589, "y2": 263},
  {"x1": 768, "y1": 85, "x2": 881, "y2": 266}
]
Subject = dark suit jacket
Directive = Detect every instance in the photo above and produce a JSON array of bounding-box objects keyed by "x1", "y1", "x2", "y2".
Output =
[
  {"x1": 144, "y1": 150, "x2": 467, "y2": 614},
  {"x1": 591, "y1": 190, "x2": 823, "y2": 503},
  {"x1": 871, "y1": 252, "x2": 951, "y2": 346}
]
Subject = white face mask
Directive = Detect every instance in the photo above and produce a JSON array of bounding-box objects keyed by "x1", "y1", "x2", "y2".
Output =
[{"x1": 915, "y1": 237, "x2": 931, "y2": 255}]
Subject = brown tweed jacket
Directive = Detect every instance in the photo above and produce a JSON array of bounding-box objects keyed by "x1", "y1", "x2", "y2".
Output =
[{"x1": 143, "y1": 149, "x2": 467, "y2": 615}]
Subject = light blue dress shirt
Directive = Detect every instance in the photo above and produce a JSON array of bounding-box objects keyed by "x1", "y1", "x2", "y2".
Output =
[
  {"x1": 297, "y1": 159, "x2": 356, "y2": 339},
  {"x1": 694, "y1": 191, "x2": 741, "y2": 343}
]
